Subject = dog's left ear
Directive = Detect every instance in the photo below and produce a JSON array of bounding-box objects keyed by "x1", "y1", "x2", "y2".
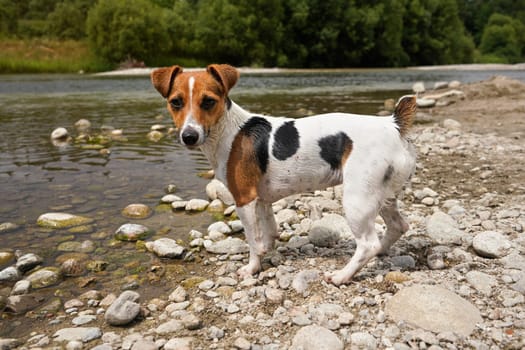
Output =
[
  {"x1": 207, "y1": 64, "x2": 239, "y2": 94},
  {"x1": 151, "y1": 65, "x2": 183, "y2": 98}
]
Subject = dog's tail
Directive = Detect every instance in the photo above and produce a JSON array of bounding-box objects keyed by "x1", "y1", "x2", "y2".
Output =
[{"x1": 393, "y1": 95, "x2": 417, "y2": 137}]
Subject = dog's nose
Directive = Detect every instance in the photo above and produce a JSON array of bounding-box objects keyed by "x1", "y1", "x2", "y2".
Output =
[{"x1": 181, "y1": 127, "x2": 199, "y2": 146}]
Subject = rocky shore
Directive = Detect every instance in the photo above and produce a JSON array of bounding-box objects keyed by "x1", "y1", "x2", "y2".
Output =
[{"x1": 1, "y1": 76, "x2": 524, "y2": 349}]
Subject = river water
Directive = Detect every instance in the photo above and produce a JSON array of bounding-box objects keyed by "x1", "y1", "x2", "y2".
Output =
[{"x1": 1, "y1": 68, "x2": 525, "y2": 334}]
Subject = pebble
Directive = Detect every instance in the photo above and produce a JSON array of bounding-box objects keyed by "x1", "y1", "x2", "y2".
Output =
[
  {"x1": 206, "y1": 179, "x2": 235, "y2": 205},
  {"x1": 290, "y1": 325, "x2": 343, "y2": 350},
  {"x1": 292, "y1": 269, "x2": 319, "y2": 294},
  {"x1": 145, "y1": 238, "x2": 185, "y2": 258},
  {"x1": 114, "y1": 223, "x2": 151, "y2": 241},
  {"x1": 204, "y1": 237, "x2": 249, "y2": 254},
  {"x1": 466, "y1": 271, "x2": 497, "y2": 295},
  {"x1": 308, "y1": 225, "x2": 340, "y2": 247},
  {"x1": 53, "y1": 327, "x2": 102, "y2": 343},
  {"x1": 386, "y1": 284, "x2": 482, "y2": 337},
  {"x1": 185, "y1": 199, "x2": 210, "y2": 211},
  {"x1": 425, "y1": 211, "x2": 463, "y2": 245},
  {"x1": 121, "y1": 203, "x2": 152, "y2": 219},
  {"x1": 472, "y1": 231, "x2": 511, "y2": 258},
  {"x1": 37, "y1": 212, "x2": 93, "y2": 229},
  {"x1": 104, "y1": 291, "x2": 141, "y2": 326}
]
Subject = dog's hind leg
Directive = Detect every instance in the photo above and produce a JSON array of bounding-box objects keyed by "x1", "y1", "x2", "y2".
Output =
[
  {"x1": 325, "y1": 183, "x2": 383, "y2": 286},
  {"x1": 378, "y1": 199, "x2": 409, "y2": 255}
]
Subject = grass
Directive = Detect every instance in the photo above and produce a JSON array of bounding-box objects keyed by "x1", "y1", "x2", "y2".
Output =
[{"x1": 0, "y1": 38, "x2": 112, "y2": 74}]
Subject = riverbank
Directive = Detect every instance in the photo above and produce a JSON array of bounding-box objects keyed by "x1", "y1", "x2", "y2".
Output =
[{"x1": 1, "y1": 76, "x2": 524, "y2": 349}]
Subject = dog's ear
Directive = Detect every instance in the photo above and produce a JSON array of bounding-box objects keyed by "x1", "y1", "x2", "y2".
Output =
[
  {"x1": 151, "y1": 65, "x2": 183, "y2": 98},
  {"x1": 207, "y1": 64, "x2": 239, "y2": 94}
]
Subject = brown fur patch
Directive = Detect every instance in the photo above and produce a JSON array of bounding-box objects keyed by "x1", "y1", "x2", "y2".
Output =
[
  {"x1": 393, "y1": 95, "x2": 417, "y2": 136},
  {"x1": 340, "y1": 140, "x2": 353, "y2": 167},
  {"x1": 227, "y1": 134, "x2": 261, "y2": 207}
]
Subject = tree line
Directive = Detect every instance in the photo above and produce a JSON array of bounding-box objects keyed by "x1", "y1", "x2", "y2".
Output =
[{"x1": 1, "y1": 0, "x2": 524, "y2": 68}]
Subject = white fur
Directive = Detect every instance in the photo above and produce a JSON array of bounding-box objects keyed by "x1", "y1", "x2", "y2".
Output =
[{"x1": 196, "y1": 101, "x2": 416, "y2": 285}]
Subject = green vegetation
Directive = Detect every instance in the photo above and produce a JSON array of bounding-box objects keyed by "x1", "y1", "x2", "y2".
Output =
[{"x1": 0, "y1": 0, "x2": 524, "y2": 73}]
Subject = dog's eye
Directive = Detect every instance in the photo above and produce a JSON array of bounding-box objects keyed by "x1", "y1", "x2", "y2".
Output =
[
  {"x1": 201, "y1": 97, "x2": 217, "y2": 110},
  {"x1": 170, "y1": 98, "x2": 184, "y2": 110}
]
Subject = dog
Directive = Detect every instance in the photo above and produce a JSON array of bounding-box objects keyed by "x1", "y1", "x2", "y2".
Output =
[{"x1": 151, "y1": 64, "x2": 417, "y2": 286}]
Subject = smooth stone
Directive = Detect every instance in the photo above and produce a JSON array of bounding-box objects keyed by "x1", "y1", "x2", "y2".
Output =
[
  {"x1": 51, "y1": 127, "x2": 69, "y2": 140},
  {"x1": 350, "y1": 332, "x2": 378, "y2": 350},
  {"x1": 121, "y1": 203, "x2": 152, "y2": 219},
  {"x1": 0, "y1": 266, "x2": 21, "y2": 282},
  {"x1": 131, "y1": 339, "x2": 157, "y2": 350},
  {"x1": 147, "y1": 130, "x2": 164, "y2": 142},
  {"x1": 53, "y1": 327, "x2": 102, "y2": 343},
  {"x1": 74, "y1": 119, "x2": 91, "y2": 130},
  {"x1": 5, "y1": 294, "x2": 41, "y2": 314},
  {"x1": 160, "y1": 194, "x2": 183, "y2": 203},
  {"x1": 11, "y1": 280, "x2": 31, "y2": 295},
  {"x1": 37, "y1": 212, "x2": 93, "y2": 229},
  {"x1": 185, "y1": 199, "x2": 209, "y2": 211},
  {"x1": 292, "y1": 269, "x2": 319, "y2": 295},
  {"x1": 72, "y1": 315, "x2": 97, "y2": 326},
  {"x1": 311, "y1": 214, "x2": 353, "y2": 239},
  {"x1": 412, "y1": 82, "x2": 425, "y2": 93},
  {"x1": 155, "y1": 320, "x2": 184, "y2": 335},
  {"x1": 416, "y1": 98, "x2": 436, "y2": 108},
  {"x1": 0, "y1": 251, "x2": 15, "y2": 266},
  {"x1": 0, "y1": 222, "x2": 19, "y2": 233},
  {"x1": 60, "y1": 258, "x2": 86, "y2": 277},
  {"x1": 26, "y1": 267, "x2": 61, "y2": 289},
  {"x1": 208, "y1": 221, "x2": 232, "y2": 234},
  {"x1": 275, "y1": 209, "x2": 300, "y2": 225},
  {"x1": 472, "y1": 231, "x2": 511, "y2": 258},
  {"x1": 466, "y1": 271, "x2": 497, "y2": 295},
  {"x1": 57, "y1": 240, "x2": 96, "y2": 253},
  {"x1": 204, "y1": 237, "x2": 249, "y2": 254},
  {"x1": 425, "y1": 211, "x2": 463, "y2": 245},
  {"x1": 290, "y1": 325, "x2": 343, "y2": 350},
  {"x1": 443, "y1": 118, "x2": 462, "y2": 130},
  {"x1": 386, "y1": 284, "x2": 482, "y2": 337},
  {"x1": 390, "y1": 255, "x2": 416, "y2": 269},
  {"x1": 0, "y1": 339, "x2": 20, "y2": 349},
  {"x1": 104, "y1": 291, "x2": 141, "y2": 326},
  {"x1": 164, "y1": 337, "x2": 194, "y2": 350},
  {"x1": 114, "y1": 223, "x2": 151, "y2": 241},
  {"x1": 206, "y1": 179, "x2": 234, "y2": 205},
  {"x1": 308, "y1": 225, "x2": 340, "y2": 248},
  {"x1": 145, "y1": 238, "x2": 185, "y2": 258}
]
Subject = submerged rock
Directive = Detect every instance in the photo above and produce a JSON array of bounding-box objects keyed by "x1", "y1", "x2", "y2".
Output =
[
  {"x1": 114, "y1": 223, "x2": 152, "y2": 241},
  {"x1": 121, "y1": 204, "x2": 152, "y2": 219},
  {"x1": 37, "y1": 213, "x2": 93, "y2": 229},
  {"x1": 145, "y1": 238, "x2": 185, "y2": 258},
  {"x1": 26, "y1": 267, "x2": 62, "y2": 289}
]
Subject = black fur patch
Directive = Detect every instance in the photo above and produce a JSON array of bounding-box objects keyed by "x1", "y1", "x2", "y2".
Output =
[
  {"x1": 383, "y1": 164, "x2": 394, "y2": 184},
  {"x1": 240, "y1": 116, "x2": 272, "y2": 173},
  {"x1": 318, "y1": 132, "x2": 353, "y2": 170},
  {"x1": 272, "y1": 121, "x2": 300, "y2": 161}
]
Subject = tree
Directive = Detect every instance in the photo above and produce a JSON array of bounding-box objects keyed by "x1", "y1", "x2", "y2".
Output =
[
  {"x1": 47, "y1": 1, "x2": 87, "y2": 39},
  {"x1": 479, "y1": 13, "x2": 524, "y2": 63},
  {"x1": 86, "y1": 0, "x2": 172, "y2": 65},
  {"x1": 0, "y1": 0, "x2": 18, "y2": 35}
]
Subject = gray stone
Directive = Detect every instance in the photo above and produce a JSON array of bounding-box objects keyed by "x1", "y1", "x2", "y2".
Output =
[
  {"x1": 0, "y1": 222, "x2": 19, "y2": 233},
  {"x1": 292, "y1": 269, "x2": 319, "y2": 295},
  {"x1": 114, "y1": 223, "x2": 151, "y2": 241},
  {"x1": 185, "y1": 199, "x2": 209, "y2": 211},
  {"x1": 208, "y1": 326, "x2": 225, "y2": 339},
  {"x1": 121, "y1": 203, "x2": 152, "y2": 219},
  {"x1": 53, "y1": 327, "x2": 102, "y2": 343},
  {"x1": 499, "y1": 290, "x2": 524, "y2": 307},
  {"x1": 275, "y1": 209, "x2": 300, "y2": 225},
  {"x1": 72, "y1": 315, "x2": 97, "y2": 326},
  {"x1": 207, "y1": 221, "x2": 232, "y2": 234},
  {"x1": 426, "y1": 211, "x2": 463, "y2": 245},
  {"x1": 5, "y1": 294, "x2": 41, "y2": 314},
  {"x1": 169, "y1": 286, "x2": 188, "y2": 303},
  {"x1": 206, "y1": 179, "x2": 234, "y2": 205},
  {"x1": 443, "y1": 119, "x2": 462, "y2": 130},
  {"x1": 350, "y1": 332, "x2": 377, "y2": 350},
  {"x1": 311, "y1": 214, "x2": 353, "y2": 239},
  {"x1": 26, "y1": 267, "x2": 61, "y2": 289},
  {"x1": 160, "y1": 194, "x2": 183, "y2": 203},
  {"x1": 10, "y1": 279, "x2": 31, "y2": 295},
  {"x1": 417, "y1": 98, "x2": 436, "y2": 108},
  {"x1": 131, "y1": 339, "x2": 157, "y2": 350},
  {"x1": 0, "y1": 339, "x2": 19, "y2": 349},
  {"x1": 386, "y1": 284, "x2": 482, "y2": 337},
  {"x1": 501, "y1": 253, "x2": 525, "y2": 270},
  {"x1": 37, "y1": 212, "x2": 93, "y2": 229},
  {"x1": 308, "y1": 225, "x2": 340, "y2": 248},
  {"x1": 466, "y1": 271, "x2": 497, "y2": 295},
  {"x1": 155, "y1": 319, "x2": 184, "y2": 335},
  {"x1": 16, "y1": 253, "x2": 43, "y2": 272},
  {"x1": 164, "y1": 337, "x2": 194, "y2": 350},
  {"x1": 104, "y1": 290, "x2": 141, "y2": 326},
  {"x1": 390, "y1": 255, "x2": 416, "y2": 269},
  {"x1": 0, "y1": 266, "x2": 21, "y2": 283},
  {"x1": 204, "y1": 237, "x2": 249, "y2": 254},
  {"x1": 145, "y1": 238, "x2": 185, "y2": 258},
  {"x1": 472, "y1": 231, "x2": 511, "y2": 258},
  {"x1": 412, "y1": 82, "x2": 425, "y2": 93},
  {"x1": 51, "y1": 127, "x2": 69, "y2": 140},
  {"x1": 290, "y1": 325, "x2": 343, "y2": 350}
]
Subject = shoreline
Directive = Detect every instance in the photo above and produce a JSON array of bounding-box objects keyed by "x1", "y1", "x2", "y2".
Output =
[{"x1": 94, "y1": 63, "x2": 525, "y2": 77}]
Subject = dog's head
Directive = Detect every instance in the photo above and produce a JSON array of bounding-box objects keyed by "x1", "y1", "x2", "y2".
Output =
[{"x1": 151, "y1": 64, "x2": 239, "y2": 147}]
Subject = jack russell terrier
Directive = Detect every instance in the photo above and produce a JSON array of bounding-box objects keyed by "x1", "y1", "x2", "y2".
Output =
[{"x1": 151, "y1": 64, "x2": 417, "y2": 286}]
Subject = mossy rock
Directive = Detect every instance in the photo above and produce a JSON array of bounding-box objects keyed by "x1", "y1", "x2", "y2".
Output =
[{"x1": 37, "y1": 213, "x2": 93, "y2": 229}]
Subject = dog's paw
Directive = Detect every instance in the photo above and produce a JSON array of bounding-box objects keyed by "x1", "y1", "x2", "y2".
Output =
[
  {"x1": 237, "y1": 263, "x2": 260, "y2": 279},
  {"x1": 324, "y1": 271, "x2": 351, "y2": 286}
]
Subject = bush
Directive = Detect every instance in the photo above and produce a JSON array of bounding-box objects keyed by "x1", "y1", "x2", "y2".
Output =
[
  {"x1": 479, "y1": 13, "x2": 524, "y2": 63},
  {"x1": 86, "y1": 0, "x2": 172, "y2": 65},
  {"x1": 47, "y1": 1, "x2": 87, "y2": 39}
]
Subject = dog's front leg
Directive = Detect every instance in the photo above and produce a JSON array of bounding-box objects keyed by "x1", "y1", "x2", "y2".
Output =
[{"x1": 235, "y1": 199, "x2": 276, "y2": 278}]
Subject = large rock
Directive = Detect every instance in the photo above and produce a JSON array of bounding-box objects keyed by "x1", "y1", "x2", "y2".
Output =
[
  {"x1": 114, "y1": 223, "x2": 152, "y2": 241},
  {"x1": 145, "y1": 238, "x2": 185, "y2": 258},
  {"x1": 26, "y1": 267, "x2": 61, "y2": 289},
  {"x1": 15, "y1": 253, "x2": 43, "y2": 272},
  {"x1": 290, "y1": 325, "x2": 344, "y2": 350},
  {"x1": 425, "y1": 211, "x2": 463, "y2": 245},
  {"x1": 37, "y1": 213, "x2": 93, "y2": 229},
  {"x1": 204, "y1": 237, "x2": 249, "y2": 254},
  {"x1": 206, "y1": 179, "x2": 234, "y2": 205},
  {"x1": 472, "y1": 231, "x2": 511, "y2": 258},
  {"x1": 385, "y1": 284, "x2": 482, "y2": 337},
  {"x1": 311, "y1": 214, "x2": 352, "y2": 239},
  {"x1": 104, "y1": 291, "x2": 141, "y2": 326},
  {"x1": 53, "y1": 327, "x2": 102, "y2": 343}
]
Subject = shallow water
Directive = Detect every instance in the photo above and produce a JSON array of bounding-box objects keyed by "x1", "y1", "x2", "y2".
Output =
[{"x1": 1, "y1": 68, "x2": 525, "y2": 335}]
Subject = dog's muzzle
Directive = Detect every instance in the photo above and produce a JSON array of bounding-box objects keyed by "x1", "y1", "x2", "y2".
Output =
[{"x1": 181, "y1": 126, "x2": 200, "y2": 146}]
